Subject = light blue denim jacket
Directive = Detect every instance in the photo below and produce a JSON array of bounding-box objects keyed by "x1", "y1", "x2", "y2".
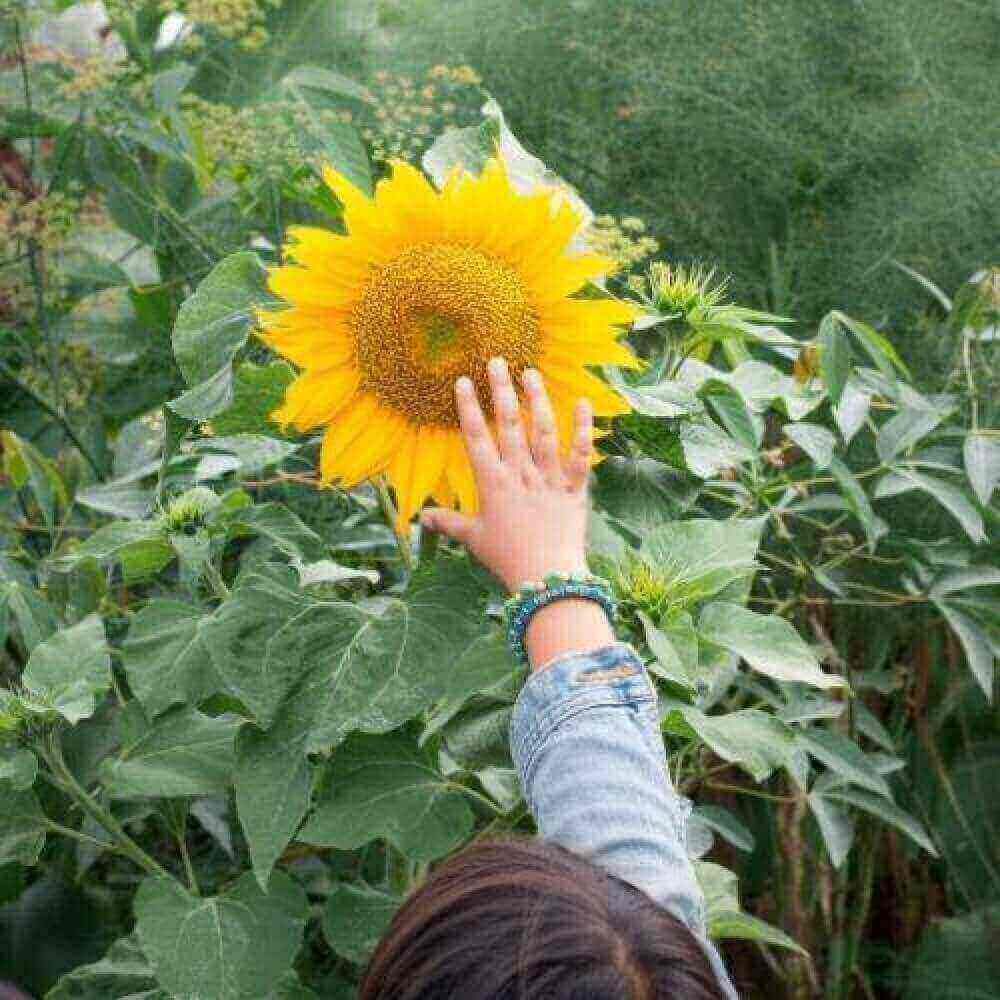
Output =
[{"x1": 509, "y1": 641, "x2": 739, "y2": 999}]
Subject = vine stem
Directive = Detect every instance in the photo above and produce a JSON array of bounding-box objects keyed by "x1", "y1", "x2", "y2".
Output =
[
  {"x1": 374, "y1": 475, "x2": 413, "y2": 572},
  {"x1": 40, "y1": 732, "x2": 171, "y2": 880}
]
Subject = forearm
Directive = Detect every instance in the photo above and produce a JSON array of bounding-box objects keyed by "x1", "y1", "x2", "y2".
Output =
[{"x1": 524, "y1": 598, "x2": 615, "y2": 672}]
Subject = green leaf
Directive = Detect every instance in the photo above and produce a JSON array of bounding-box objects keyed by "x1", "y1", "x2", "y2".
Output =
[
  {"x1": 833, "y1": 310, "x2": 909, "y2": 380},
  {"x1": 818, "y1": 312, "x2": 851, "y2": 406},
  {"x1": 194, "y1": 435, "x2": 297, "y2": 481},
  {"x1": 829, "y1": 456, "x2": 885, "y2": 551},
  {"x1": 593, "y1": 456, "x2": 700, "y2": 532},
  {"x1": 930, "y1": 568, "x2": 1000, "y2": 597},
  {"x1": 668, "y1": 706, "x2": 799, "y2": 784},
  {"x1": 875, "y1": 400, "x2": 954, "y2": 464},
  {"x1": 173, "y1": 252, "x2": 267, "y2": 387},
  {"x1": 168, "y1": 364, "x2": 236, "y2": 421},
  {"x1": 639, "y1": 518, "x2": 763, "y2": 603},
  {"x1": 0, "y1": 789, "x2": 47, "y2": 865},
  {"x1": 963, "y1": 432, "x2": 1000, "y2": 506},
  {"x1": 695, "y1": 860, "x2": 740, "y2": 916},
  {"x1": 57, "y1": 520, "x2": 170, "y2": 570},
  {"x1": 47, "y1": 935, "x2": 159, "y2": 999},
  {"x1": 210, "y1": 360, "x2": 296, "y2": 436},
  {"x1": 100, "y1": 707, "x2": 241, "y2": 798},
  {"x1": 680, "y1": 418, "x2": 755, "y2": 478},
  {"x1": 693, "y1": 805, "x2": 755, "y2": 852},
  {"x1": 807, "y1": 791, "x2": 856, "y2": 868},
  {"x1": 441, "y1": 702, "x2": 514, "y2": 770},
  {"x1": 278, "y1": 65, "x2": 372, "y2": 103},
  {"x1": 235, "y1": 713, "x2": 313, "y2": 890},
  {"x1": 0, "y1": 748, "x2": 37, "y2": 790},
  {"x1": 300, "y1": 731, "x2": 474, "y2": 861},
  {"x1": 638, "y1": 611, "x2": 695, "y2": 689},
  {"x1": 203, "y1": 558, "x2": 487, "y2": 740},
  {"x1": 797, "y1": 729, "x2": 891, "y2": 798},
  {"x1": 934, "y1": 602, "x2": 996, "y2": 700},
  {"x1": 785, "y1": 422, "x2": 836, "y2": 469},
  {"x1": 874, "y1": 469, "x2": 985, "y2": 545},
  {"x1": 1, "y1": 430, "x2": 69, "y2": 530},
  {"x1": 834, "y1": 377, "x2": 872, "y2": 445},
  {"x1": 702, "y1": 382, "x2": 761, "y2": 450},
  {"x1": 76, "y1": 481, "x2": 155, "y2": 520},
  {"x1": 134, "y1": 871, "x2": 309, "y2": 1000},
  {"x1": 22, "y1": 614, "x2": 110, "y2": 724},
  {"x1": 707, "y1": 910, "x2": 807, "y2": 954},
  {"x1": 122, "y1": 601, "x2": 221, "y2": 718},
  {"x1": 820, "y1": 786, "x2": 938, "y2": 856},
  {"x1": 698, "y1": 602, "x2": 844, "y2": 690},
  {"x1": 3, "y1": 581, "x2": 57, "y2": 654},
  {"x1": 228, "y1": 503, "x2": 325, "y2": 562},
  {"x1": 322, "y1": 883, "x2": 401, "y2": 965}
]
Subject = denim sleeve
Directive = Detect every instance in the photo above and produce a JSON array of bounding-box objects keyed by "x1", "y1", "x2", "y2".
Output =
[{"x1": 509, "y1": 641, "x2": 739, "y2": 999}]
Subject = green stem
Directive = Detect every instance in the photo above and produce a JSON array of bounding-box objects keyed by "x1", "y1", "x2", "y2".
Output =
[
  {"x1": 203, "y1": 561, "x2": 230, "y2": 601},
  {"x1": 42, "y1": 733, "x2": 171, "y2": 880},
  {"x1": 375, "y1": 475, "x2": 413, "y2": 572},
  {"x1": 418, "y1": 525, "x2": 439, "y2": 567},
  {"x1": 177, "y1": 825, "x2": 200, "y2": 895}
]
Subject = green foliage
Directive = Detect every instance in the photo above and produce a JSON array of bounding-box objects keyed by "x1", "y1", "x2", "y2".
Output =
[{"x1": 0, "y1": 2, "x2": 997, "y2": 997}]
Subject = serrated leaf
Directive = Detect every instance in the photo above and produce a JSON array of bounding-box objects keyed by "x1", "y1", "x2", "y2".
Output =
[
  {"x1": 168, "y1": 364, "x2": 235, "y2": 421},
  {"x1": 934, "y1": 602, "x2": 996, "y2": 700},
  {"x1": 22, "y1": 614, "x2": 110, "y2": 724},
  {"x1": 1, "y1": 430, "x2": 69, "y2": 530},
  {"x1": 807, "y1": 792, "x2": 856, "y2": 868},
  {"x1": 785, "y1": 422, "x2": 836, "y2": 469},
  {"x1": 834, "y1": 377, "x2": 872, "y2": 444},
  {"x1": 963, "y1": 432, "x2": 1000, "y2": 506},
  {"x1": 47, "y1": 935, "x2": 158, "y2": 999},
  {"x1": 122, "y1": 601, "x2": 221, "y2": 718},
  {"x1": 228, "y1": 503, "x2": 325, "y2": 562},
  {"x1": 702, "y1": 382, "x2": 761, "y2": 450},
  {"x1": 830, "y1": 456, "x2": 885, "y2": 551},
  {"x1": 593, "y1": 456, "x2": 700, "y2": 532},
  {"x1": 210, "y1": 360, "x2": 296, "y2": 436},
  {"x1": 322, "y1": 884, "x2": 401, "y2": 965},
  {"x1": 680, "y1": 418, "x2": 755, "y2": 478},
  {"x1": 820, "y1": 786, "x2": 937, "y2": 856},
  {"x1": 638, "y1": 611, "x2": 695, "y2": 689},
  {"x1": 300, "y1": 731, "x2": 474, "y2": 861},
  {"x1": 57, "y1": 520, "x2": 169, "y2": 568},
  {"x1": 668, "y1": 706, "x2": 799, "y2": 784},
  {"x1": 875, "y1": 400, "x2": 953, "y2": 463},
  {"x1": 134, "y1": 871, "x2": 309, "y2": 1000},
  {"x1": 693, "y1": 805, "x2": 755, "y2": 852},
  {"x1": 698, "y1": 603, "x2": 844, "y2": 690},
  {"x1": 874, "y1": 469, "x2": 985, "y2": 545},
  {"x1": 100, "y1": 707, "x2": 241, "y2": 798},
  {"x1": 797, "y1": 729, "x2": 891, "y2": 798}
]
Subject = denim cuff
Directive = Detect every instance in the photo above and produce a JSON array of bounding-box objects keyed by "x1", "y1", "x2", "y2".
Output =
[{"x1": 510, "y1": 642, "x2": 656, "y2": 782}]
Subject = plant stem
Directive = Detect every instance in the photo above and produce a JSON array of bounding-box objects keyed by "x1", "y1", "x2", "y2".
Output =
[
  {"x1": 203, "y1": 561, "x2": 230, "y2": 600},
  {"x1": 177, "y1": 825, "x2": 200, "y2": 895},
  {"x1": 418, "y1": 524, "x2": 439, "y2": 567},
  {"x1": 374, "y1": 475, "x2": 413, "y2": 572},
  {"x1": 41, "y1": 732, "x2": 171, "y2": 880}
]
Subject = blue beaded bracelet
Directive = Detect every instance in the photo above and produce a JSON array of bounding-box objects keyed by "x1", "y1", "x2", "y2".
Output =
[{"x1": 502, "y1": 571, "x2": 617, "y2": 664}]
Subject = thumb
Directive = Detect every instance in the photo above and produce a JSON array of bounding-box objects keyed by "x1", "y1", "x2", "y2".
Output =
[{"x1": 420, "y1": 507, "x2": 477, "y2": 547}]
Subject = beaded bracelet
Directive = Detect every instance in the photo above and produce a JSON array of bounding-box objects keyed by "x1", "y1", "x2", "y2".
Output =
[{"x1": 502, "y1": 571, "x2": 617, "y2": 665}]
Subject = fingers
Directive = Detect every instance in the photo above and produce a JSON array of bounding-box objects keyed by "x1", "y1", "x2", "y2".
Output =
[
  {"x1": 487, "y1": 357, "x2": 535, "y2": 481},
  {"x1": 564, "y1": 398, "x2": 594, "y2": 492},
  {"x1": 455, "y1": 376, "x2": 501, "y2": 485},
  {"x1": 521, "y1": 368, "x2": 563, "y2": 484},
  {"x1": 420, "y1": 507, "x2": 477, "y2": 547}
]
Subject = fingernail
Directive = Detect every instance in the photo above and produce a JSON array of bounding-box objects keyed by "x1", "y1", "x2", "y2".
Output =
[
  {"x1": 488, "y1": 356, "x2": 506, "y2": 377},
  {"x1": 522, "y1": 368, "x2": 540, "y2": 387},
  {"x1": 455, "y1": 376, "x2": 473, "y2": 394}
]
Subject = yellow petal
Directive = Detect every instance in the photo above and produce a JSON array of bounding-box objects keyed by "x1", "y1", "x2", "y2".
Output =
[
  {"x1": 373, "y1": 160, "x2": 445, "y2": 244},
  {"x1": 389, "y1": 424, "x2": 450, "y2": 529},
  {"x1": 259, "y1": 316, "x2": 356, "y2": 369},
  {"x1": 543, "y1": 367, "x2": 631, "y2": 418},
  {"x1": 320, "y1": 397, "x2": 407, "y2": 488},
  {"x1": 284, "y1": 226, "x2": 383, "y2": 276},
  {"x1": 539, "y1": 337, "x2": 643, "y2": 370},
  {"x1": 271, "y1": 366, "x2": 360, "y2": 431},
  {"x1": 542, "y1": 296, "x2": 642, "y2": 331},
  {"x1": 268, "y1": 265, "x2": 360, "y2": 308},
  {"x1": 530, "y1": 253, "x2": 621, "y2": 302}
]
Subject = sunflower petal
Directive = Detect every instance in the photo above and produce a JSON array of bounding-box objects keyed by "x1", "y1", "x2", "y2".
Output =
[
  {"x1": 445, "y1": 432, "x2": 480, "y2": 514},
  {"x1": 389, "y1": 425, "x2": 450, "y2": 529},
  {"x1": 543, "y1": 367, "x2": 631, "y2": 418},
  {"x1": 271, "y1": 366, "x2": 360, "y2": 431},
  {"x1": 539, "y1": 337, "x2": 643, "y2": 370},
  {"x1": 321, "y1": 398, "x2": 407, "y2": 488}
]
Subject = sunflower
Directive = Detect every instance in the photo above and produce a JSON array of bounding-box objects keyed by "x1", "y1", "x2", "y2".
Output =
[{"x1": 258, "y1": 154, "x2": 642, "y2": 531}]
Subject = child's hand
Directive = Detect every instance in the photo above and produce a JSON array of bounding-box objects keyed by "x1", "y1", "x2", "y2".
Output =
[{"x1": 420, "y1": 357, "x2": 593, "y2": 592}]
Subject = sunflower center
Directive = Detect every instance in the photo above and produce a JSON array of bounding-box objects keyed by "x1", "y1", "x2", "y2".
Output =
[{"x1": 350, "y1": 242, "x2": 540, "y2": 426}]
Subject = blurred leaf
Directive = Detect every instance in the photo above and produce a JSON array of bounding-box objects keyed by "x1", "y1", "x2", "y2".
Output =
[
  {"x1": 1, "y1": 430, "x2": 69, "y2": 530},
  {"x1": 875, "y1": 468, "x2": 985, "y2": 544},
  {"x1": 708, "y1": 910, "x2": 807, "y2": 954},
  {"x1": 934, "y1": 602, "x2": 995, "y2": 700},
  {"x1": 209, "y1": 360, "x2": 295, "y2": 437},
  {"x1": 785, "y1": 422, "x2": 836, "y2": 468},
  {"x1": 680, "y1": 418, "x2": 755, "y2": 478},
  {"x1": 834, "y1": 377, "x2": 873, "y2": 445},
  {"x1": 807, "y1": 792, "x2": 856, "y2": 868},
  {"x1": 818, "y1": 312, "x2": 851, "y2": 406},
  {"x1": 963, "y1": 432, "x2": 1000, "y2": 506},
  {"x1": 322, "y1": 883, "x2": 401, "y2": 965},
  {"x1": 876, "y1": 399, "x2": 954, "y2": 463},
  {"x1": 693, "y1": 804, "x2": 755, "y2": 852},
  {"x1": 0, "y1": 790, "x2": 46, "y2": 865},
  {"x1": 830, "y1": 456, "x2": 886, "y2": 551},
  {"x1": 0, "y1": 749, "x2": 37, "y2": 791},
  {"x1": 47, "y1": 935, "x2": 159, "y2": 1000},
  {"x1": 593, "y1": 456, "x2": 700, "y2": 532},
  {"x1": 797, "y1": 729, "x2": 891, "y2": 798},
  {"x1": 822, "y1": 786, "x2": 937, "y2": 856}
]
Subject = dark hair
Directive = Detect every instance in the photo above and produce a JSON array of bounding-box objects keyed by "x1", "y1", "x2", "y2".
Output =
[{"x1": 359, "y1": 837, "x2": 726, "y2": 1000}]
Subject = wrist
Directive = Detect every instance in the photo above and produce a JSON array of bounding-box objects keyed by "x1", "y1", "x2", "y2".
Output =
[
  {"x1": 502, "y1": 554, "x2": 588, "y2": 592},
  {"x1": 525, "y1": 598, "x2": 615, "y2": 673}
]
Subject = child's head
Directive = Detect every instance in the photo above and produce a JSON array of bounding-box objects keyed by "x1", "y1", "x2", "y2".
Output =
[{"x1": 359, "y1": 837, "x2": 726, "y2": 999}]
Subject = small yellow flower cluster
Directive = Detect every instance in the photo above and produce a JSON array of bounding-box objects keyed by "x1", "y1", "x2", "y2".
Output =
[
  {"x1": 18, "y1": 343, "x2": 103, "y2": 411},
  {"x1": 58, "y1": 53, "x2": 130, "y2": 100},
  {"x1": 0, "y1": 187, "x2": 78, "y2": 257},
  {"x1": 157, "y1": 0, "x2": 284, "y2": 51},
  {"x1": 585, "y1": 214, "x2": 659, "y2": 274},
  {"x1": 361, "y1": 64, "x2": 485, "y2": 165}
]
